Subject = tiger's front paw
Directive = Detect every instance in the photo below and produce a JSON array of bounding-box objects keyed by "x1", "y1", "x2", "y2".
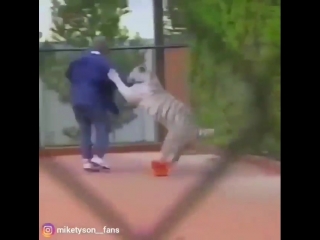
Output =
[{"x1": 108, "y1": 69, "x2": 120, "y2": 81}]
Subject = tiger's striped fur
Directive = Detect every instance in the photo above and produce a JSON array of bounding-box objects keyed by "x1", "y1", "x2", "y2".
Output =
[{"x1": 108, "y1": 66, "x2": 214, "y2": 163}]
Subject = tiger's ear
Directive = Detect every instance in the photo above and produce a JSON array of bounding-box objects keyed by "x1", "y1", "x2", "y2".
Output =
[{"x1": 138, "y1": 65, "x2": 146, "y2": 72}]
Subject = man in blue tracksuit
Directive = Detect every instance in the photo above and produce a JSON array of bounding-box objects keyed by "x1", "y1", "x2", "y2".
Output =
[{"x1": 65, "y1": 36, "x2": 119, "y2": 171}]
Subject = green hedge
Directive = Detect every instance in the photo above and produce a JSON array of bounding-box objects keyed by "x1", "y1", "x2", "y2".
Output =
[{"x1": 182, "y1": 0, "x2": 280, "y2": 158}]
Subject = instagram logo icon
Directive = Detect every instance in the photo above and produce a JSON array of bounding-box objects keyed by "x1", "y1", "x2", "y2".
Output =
[{"x1": 42, "y1": 223, "x2": 55, "y2": 238}]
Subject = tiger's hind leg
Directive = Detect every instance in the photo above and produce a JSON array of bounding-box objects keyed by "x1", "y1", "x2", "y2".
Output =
[
  {"x1": 159, "y1": 129, "x2": 196, "y2": 164},
  {"x1": 152, "y1": 127, "x2": 197, "y2": 176},
  {"x1": 151, "y1": 130, "x2": 182, "y2": 176},
  {"x1": 171, "y1": 148, "x2": 184, "y2": 163},
  {"x1": 159, "y1": 130, "x2": 185, "y2": 162}
]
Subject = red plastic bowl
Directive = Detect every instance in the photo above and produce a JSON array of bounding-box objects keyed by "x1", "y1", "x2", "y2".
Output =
[{"x1": 151, "y1": 161, "x2": 170, "y2": 177}]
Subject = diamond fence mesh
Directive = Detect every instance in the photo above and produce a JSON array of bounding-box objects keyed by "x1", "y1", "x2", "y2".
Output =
[
  {"x1": 39, "y1": 0, "x2": 280, "y2": 236},
  {"x1": 39, "y1": 39, "x2": 279, "y2": 239}
]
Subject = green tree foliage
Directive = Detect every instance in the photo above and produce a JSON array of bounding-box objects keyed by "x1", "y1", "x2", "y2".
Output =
[
  {"x1": 167, "y1": 0, "x2": 280, "y2": 157},
  {"x1": 39, "y1": 0, "x2": 146, "y2": 141},
  {"x1": 163, "y1": 0, "x2": 189, "y2": 44}
]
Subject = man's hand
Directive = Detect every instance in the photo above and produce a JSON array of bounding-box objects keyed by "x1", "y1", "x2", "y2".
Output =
[{"x1": 108, "y1": 69, "x2": 120, "y2": 81}]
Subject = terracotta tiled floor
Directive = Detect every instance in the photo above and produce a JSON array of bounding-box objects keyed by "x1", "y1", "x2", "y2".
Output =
[{"x1": 39, "y1": 152, "x2": 280, "y2": 240}]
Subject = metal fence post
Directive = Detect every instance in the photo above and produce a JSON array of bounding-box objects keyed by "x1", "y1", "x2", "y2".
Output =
[
  {"x1": 153, "y1": 0, "x2": 167, "y2": 142},
  {"x1": 153, "y1": 0, "x2": 165, "y2": 88}
]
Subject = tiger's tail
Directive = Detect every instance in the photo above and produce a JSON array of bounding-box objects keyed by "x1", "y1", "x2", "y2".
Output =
[{"x1": 197, "y1": 128, "x2": 215, "y2": 139}]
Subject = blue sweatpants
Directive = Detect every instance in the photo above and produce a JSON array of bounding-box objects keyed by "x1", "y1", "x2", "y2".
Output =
[{"x1": 73, "y1": 106, "x2": 110, "y2": 159}]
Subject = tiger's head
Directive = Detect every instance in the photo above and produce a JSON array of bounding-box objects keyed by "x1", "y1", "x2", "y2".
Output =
[{"x1": 127, "y1": 64, "x2": 163, "y2": 91}]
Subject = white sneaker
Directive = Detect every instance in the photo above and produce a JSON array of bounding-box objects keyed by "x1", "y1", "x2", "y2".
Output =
[
  {"x1": 82, "y1": 159, "x2": 97, "y2": 171},
  {"x1": 91, "y1": 156, "x2": 110, "y2": 170}
]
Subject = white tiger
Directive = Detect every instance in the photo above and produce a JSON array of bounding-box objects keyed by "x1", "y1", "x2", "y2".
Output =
[{"x1": 108, "y1": 65, "x2": 214, "y2": 164}]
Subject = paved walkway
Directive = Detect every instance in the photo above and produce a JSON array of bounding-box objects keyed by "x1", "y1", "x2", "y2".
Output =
[{"x1": 39, "y1": 152, "x2": 280, "y2": 240}]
